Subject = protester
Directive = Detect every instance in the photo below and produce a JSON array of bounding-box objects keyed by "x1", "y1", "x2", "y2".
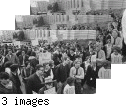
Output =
[
  {"x1": 26, "y1": 64, "x2": 45, "y2": 94},
  {"x1": 63, "y1": 77, "x2": 75, "y2": 94},
  {"x1": 70, "y1": 60, "x2": 84, "y2": 94},
  {"x1": 0, "y1": 72, "x2": 17, "y2": 94},
  {"x1": 0, "y1": 38, "x2": 96, "y2": 94}
]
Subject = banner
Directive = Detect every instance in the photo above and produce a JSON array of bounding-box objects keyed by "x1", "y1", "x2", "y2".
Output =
[{"x1": 39, "y1": 52, "x2": 51, "y2": 64}]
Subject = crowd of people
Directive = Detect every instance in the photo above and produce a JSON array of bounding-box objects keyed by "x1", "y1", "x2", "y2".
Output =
[
  {"x1": 0, "y1": 39, "x2": 97, "y2": 94},
  {"x1": 95, "y1": 8, "x2": 126, "y2": 79}
]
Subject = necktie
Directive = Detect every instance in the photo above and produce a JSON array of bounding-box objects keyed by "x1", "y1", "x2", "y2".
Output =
[
  {"x1": 96, "y1": 52, "x2": 98, "y2": 58},
  {"x1": 76, "y1": 68, "x2": 78, "y2": 75},
  {"x1": 114, "y1": 38, "x2": 116, "y2": 45},
  {"x1": 23, "y1": 56, "x2": 25, "y2": 65}
]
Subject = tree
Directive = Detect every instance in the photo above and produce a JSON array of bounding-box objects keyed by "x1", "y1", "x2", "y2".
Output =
[
  {"x1": 36, "y1": 16, "x2": 44, "y2": 27},
  {"x1": 13, "y1": 32, "x2": 18, "y2": 39},
  {"x1": 33, "y1": 18, "x2": 37, "y2": 25},
  {"x1": 52, "y1": 2, "x2": 59, "y2": 12},
  {"x1": 47, "y1": 4, "x2": 52, "y2": 10},
  {"x1": 16, "y1": 30, "x2": 25, "y2": 41}
]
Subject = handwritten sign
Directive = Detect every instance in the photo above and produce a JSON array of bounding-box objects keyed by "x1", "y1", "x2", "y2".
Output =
[
  {"x1": 13, "y1": 41, "x2": 21, "y2": 47},
  {"x1": 39, "y1": 52, "x2": 51, "y2": 64},
  {"x1": 44, "y1": 87, "x2": 56, "y2": 94},
  {"x1": 32, "y1": 39, "x2": 39, "y2": 46}
]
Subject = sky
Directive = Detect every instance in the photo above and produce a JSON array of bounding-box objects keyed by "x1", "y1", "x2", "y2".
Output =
[
  {"x1": 31, "y1": 0, "x2": 49, "y2": 3},
  {"x1": 30, "y1": 0, "x2": 49, "y2": 7}
]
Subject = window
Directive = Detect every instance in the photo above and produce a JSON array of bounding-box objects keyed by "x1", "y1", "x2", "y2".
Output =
[
  {"x1": 74, "y1": 0, "x2": 75, "y2": 8},
  {"x1": 77, "y1": 0, "x2": 79, "y2": 8},
  {"x1": 81, "y1": 0, "x2": 83, "y2": 7},
  {"x1": 59, "y1": 15, "x2": 61, "y2": 22},
  {"x1": 71, "y1": 0, "x2": 72, "y2": 8}
]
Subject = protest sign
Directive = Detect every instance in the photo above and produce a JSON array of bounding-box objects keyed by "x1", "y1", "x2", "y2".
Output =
[
  {"x1": 39, "y1": 52, "x2": 51, "y2": 64},
  {"x1": 13, "y1": 41, "x2": 21, "y2": 48},
  {"x1": 31, "y1": 39, "x2": 39, "y2": 46}
]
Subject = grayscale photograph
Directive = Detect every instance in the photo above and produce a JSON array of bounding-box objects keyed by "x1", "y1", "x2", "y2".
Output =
[{"x1": 0, "y1": 30, "x2": 96, "y2": 94}]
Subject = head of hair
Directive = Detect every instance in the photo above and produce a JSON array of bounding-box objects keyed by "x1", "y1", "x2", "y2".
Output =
[
  {"x1": 35, "y1": 64, "x2": 43, "y2": 71},
  {"x1": 10, "y1": 64, "x2": 19, "y2": 72},
  {"x1": 112, "y1": 46, "x2": 121, "y2": 54},
  {"x1": 4, "y1": 61, "x2": 13, "y2": 68},
  {"x1": 0, "y1": 72, "x2": 9, "y2": 80},
  {"x1": 66, "y1": 77, "x2": 75, "y2": 86},
  {"x1": 30, "y1": 52, "x2": 36, "y2": 57},
  {"x1": 43, "y1": 62, "x2": 49, "y2": 67},
  {"x1": 49, "y1": 60, "x2": 54, "y2": 67},
  {"x1": 62, "y1": 55, "x2": 68, "y2": 62},
  {"x1": 25, "y1": 61, "x2": 30, "y2": 67}
]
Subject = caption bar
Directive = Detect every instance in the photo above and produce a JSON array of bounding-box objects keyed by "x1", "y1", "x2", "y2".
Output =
[{"x1": 0, "y1": 97, "x2": 49, "y2": 107}]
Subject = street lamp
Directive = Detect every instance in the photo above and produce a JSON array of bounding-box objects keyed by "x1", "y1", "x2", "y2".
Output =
[{"x1": 75, "y1": 8, "x2": 78, "y2": 21}]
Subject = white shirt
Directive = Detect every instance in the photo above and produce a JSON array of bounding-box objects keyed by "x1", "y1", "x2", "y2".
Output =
[
  {"x1": 63, "y1": 84, "x2": 75, "y2": 94},
  {"x1": 98, "y1": 67, "x2": 111, "y2": 79},
  {"x1": 122, "y1": 9, "x2": 126, "y2": 44},
  {"x1": 111, "y1": 53, "x2": 122, "y2": 64}
]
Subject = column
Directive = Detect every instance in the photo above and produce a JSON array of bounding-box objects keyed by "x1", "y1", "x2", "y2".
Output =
[
  {"x1": 79, "y1": 0, "x2": 82, "y2": 8},
  {"x1": 75, "y1": 0, "x2": 78, "y2": 8},
  {"x1": 72, "y1": 0, "x2": 74, "y2": 8}
]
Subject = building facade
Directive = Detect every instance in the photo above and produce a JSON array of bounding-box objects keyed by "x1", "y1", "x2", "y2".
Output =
[
  {"x1": 16, "y1": 15, "x2": 112, "y2": 29},
  {"x1": 31, "y1": 1, "x2": 49, "y2": 15}
]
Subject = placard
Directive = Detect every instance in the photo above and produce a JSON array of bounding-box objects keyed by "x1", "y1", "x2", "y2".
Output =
[
  {"x1": 31, "y1": 39, "x2": 39, "y2": 46},
  {"x1": 44, "y1": 87, "x2": 56, "y2": 94},
  {"x1": 13, "y1": 41, "x2": 21, "y2": 47},
  {"x1": 39, "y1": 52, "x2": 51, "y2": 64}
]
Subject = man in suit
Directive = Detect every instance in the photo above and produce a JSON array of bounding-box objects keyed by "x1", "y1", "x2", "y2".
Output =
[
  {"x1": 10, "y1": 64, "x2": 22, "y2": 94},
  {"x1": 0, "y1": 50, "x2": 5, "y2": 72},
  {"x1": 5, "y1": 49, "x2": 19, "y2": 65},
  {"x1": 26, "y1": 64, "x2": 45, "y2": 94},
  {"x1": 18, "y1": 50, "x2": 29, "y2": 66}
]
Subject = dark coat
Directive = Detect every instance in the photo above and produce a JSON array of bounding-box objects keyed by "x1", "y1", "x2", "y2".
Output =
[
  {"x1": 26, "y1": 73, "x2": 45, "y2": 94},
  {"x1": 9, "y1": 72, "x2": 22, "y2": 94},
  {"x1": 29, "y1": 57, "x2": 39, "y2": 68},
  {"x1": 0, "y1": 82, "x2": 17, "y2": 94},
  {"x1": 18, "y1": 55, "x2": 29, "y2": 66},
  {"x1": 5, "y1": 54, "x2": 19, "y2": 65},
  {"x1": 53, "y1": 53, "x2": 60, "y2": 66},
  {"x1": 85, "y1": 65, "x2": 96, "y2": 88},
  {"x1": 57, "y1": 63, "x2": 70, "y2": 83}
]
